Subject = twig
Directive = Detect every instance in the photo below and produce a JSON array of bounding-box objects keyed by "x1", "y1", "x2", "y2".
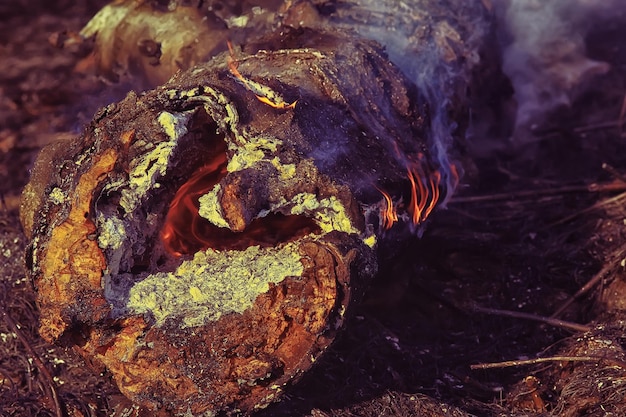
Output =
[
  {"x1": 1, "y1": 308, "x2": 63, "y2": 417},
  {"x1": 470, "y1": 304, "x2": 591, "y2": 333},
  {"x1": 618, "y1": 92, "x2": 626, "y2": 133},
  {"x1": 533, "y1": 121, "x2": 622, "y2": 139},
  {"x1": 547, "y1": 191, "x2": 626, "y2": 227},
  {"x1": 0, "y1": 368, "x2": 16, "y2": 392},
  {"x1": 450, "y1": 182, "x2": 626, "y2": 204},
  {"x1": 602, "y1": 163, "x2": 626, "y2": 184},
  {"x1": 573, "y1": 120, "x2": 622, "y2": 135},
  {"x1": 551, "y1": 242, "x2": 626, "y2": 318},
  {"x1": 471, "y1": 355, "x2": 626, "y2": 370}
]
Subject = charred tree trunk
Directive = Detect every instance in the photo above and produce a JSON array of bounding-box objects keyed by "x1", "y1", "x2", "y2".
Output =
[
  {"x1": 20, "y1": 0, "x2": 492, "y2": 415},
  {"x1": 20, "y1": 29, "x2": 446, "y2": 415}
]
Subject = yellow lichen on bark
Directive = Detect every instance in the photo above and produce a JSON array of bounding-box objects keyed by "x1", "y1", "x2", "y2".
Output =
[{"x1": 39, "y1": 148, "x2": 118, "y2": 342}]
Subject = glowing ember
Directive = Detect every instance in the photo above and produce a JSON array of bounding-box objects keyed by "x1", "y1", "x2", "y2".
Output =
[
  {"x1": 161, "y1": 152, "x2": 320, "y2": 256},
  {"x1": 449, "y1": 163, "x2": 460, "y2": 192},
  {"x1": 227, "y1": 41, "x2": 297, "y2": 110},
  {"x1": 161, "y1": 153, "x2": 228, "y2": 256}
]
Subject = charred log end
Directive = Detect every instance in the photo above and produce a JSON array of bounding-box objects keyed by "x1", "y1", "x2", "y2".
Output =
[
  {"x1": 37, "y1": 148, "x2": 118, "y2": 342},
  {"x1": 73, "y1": 236, "x2": 362, "y2": 415},
  {"x1": 20, "y1": 30, "x2": 451, "y2": 414},
  {"x1": 21, "y1": 76, "x2": 376, "y2": 413},
  {"x1": 20, "y1": 140, "x2": 70, "y2": 241}
]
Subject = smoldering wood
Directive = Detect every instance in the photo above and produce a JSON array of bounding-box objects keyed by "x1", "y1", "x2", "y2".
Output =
[
  {"x1": 9, "y1": 1, "x2": 626, "y2": 417},
  {"x1": 18, "y1": 0, "x2": 496, "y2": 415},
  {"x1": 15, "y1": 0, "x2": 499, "y2": 415},
  {"x1": 19, "y1": 27, "x2": 455, "y2": 415}
]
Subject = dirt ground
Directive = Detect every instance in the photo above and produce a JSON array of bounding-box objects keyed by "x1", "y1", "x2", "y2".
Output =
[{"x1": 3, "y1": 1, "x2": 626, "y2": 416}]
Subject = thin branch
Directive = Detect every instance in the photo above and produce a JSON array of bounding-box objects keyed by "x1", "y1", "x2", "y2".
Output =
[
  {"x1": 547, "y1": 164, "x2": 626, "y2": 227},
  {"x1": 573, "y1": 120, "x2": 622, "y2": 135},
  {"x1": 547, "y1": 191, "x2": 626, "y2": 227},
  {"x1": 602, "y1": 163, "x2": 626, "y2": 184},
  {"x1": 470, "y1": 304, "x2": 591, "y2": 333},
  {"x1": 471, "y1": 355, "x2": 626, "y2": 370},
  {"x1": 551, "y1": 242, "x2": 626, "y2": 318},
  {"x1": 450, "y1": 182, "x2": 626, "y2": 204},
  {"x1": 618, "y1": 92, "x2": 626, "y2": 132},
  {"x1": 536, "y1": 117, "x2": 626, "y2": 137}
]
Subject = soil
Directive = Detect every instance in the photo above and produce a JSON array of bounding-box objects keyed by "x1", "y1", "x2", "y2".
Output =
[{"x1": 2, "y1": 1, "x2": 626, "y2": 417}]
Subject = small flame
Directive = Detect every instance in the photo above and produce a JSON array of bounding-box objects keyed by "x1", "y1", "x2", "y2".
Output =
[
  {"x1": 161, "y1": 153, "x2": 228, "y2": 256},
  {"x1": 407, "y1": 160, "x2": 441, "y2": 225},
  {"x1": 377, "y1": 187, "x2": 398, "y2": 230},
  {"x1": 377, "y1": 154, "x2": 445, "y2": 230},
  {"x1": 449, "y1": 163, "x2": 460, "y2": 191},
  {"x1": 227, "y1": 41, "x2": 296, "y2": 110},
  {"x1": 160, "y1": 148, "x2": 320, "y2": 256}
]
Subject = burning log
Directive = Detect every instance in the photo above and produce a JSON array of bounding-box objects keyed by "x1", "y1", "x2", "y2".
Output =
[
  {"x1": 19, "y1": 27, "x2": 458, "y2": 415},
  {"x1": 19, "y1": 0, "x2": 495, "y2": 414}
]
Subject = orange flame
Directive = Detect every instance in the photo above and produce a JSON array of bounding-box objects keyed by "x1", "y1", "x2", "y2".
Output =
[
  {"x1": 407, "y1": 161, "x2": 441, "y2": 225},
  {"x1": 377, "y1": 156, "x2": 445, "y2": 230},
  {"x1": 161, "y1": 153, "x2": 228, "y2": 256},
  {"x1": 160, "y1": 149, "x2": 320, "y2": 256},
  {"x1": 377, "y1": 187, "x2": 398, "y2": 229},
  {"x1": 449, "y1": 162, "x2": 460, "y2": 191},
  {"x1": 226, "y1": 41, "x2": 296, "y2": 110}
]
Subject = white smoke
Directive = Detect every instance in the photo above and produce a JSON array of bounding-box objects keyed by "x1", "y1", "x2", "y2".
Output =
[
  {"x1": 321, "y1": 0, "x2": 491, "y2": 204},
  {"x1": 493, "y1": 0, "x2": 622, "y2": 142}
]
